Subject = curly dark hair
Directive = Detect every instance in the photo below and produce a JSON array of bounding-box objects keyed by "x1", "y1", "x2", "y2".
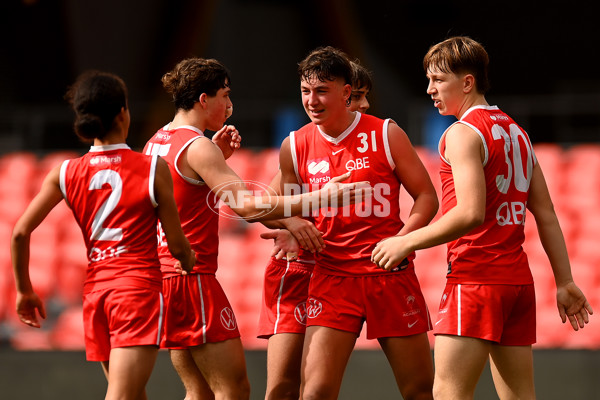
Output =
[{"x1": 162, "y1": 58, "x2": 231, "y2": 111}]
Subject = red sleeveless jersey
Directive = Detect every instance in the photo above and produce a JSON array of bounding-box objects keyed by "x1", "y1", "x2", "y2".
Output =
[
  {"x1": 439, "y1": 105, "x2": 535, "y2": 284},
  {"x1": 291, "y1": 112, "x2": 410, "y2": 276},
  {"x1": 59, "y1": 144, "x2": 162, "y2": 293},
  {"x1": 144, "y1": 125, "x2": 219, "y2": 276}
]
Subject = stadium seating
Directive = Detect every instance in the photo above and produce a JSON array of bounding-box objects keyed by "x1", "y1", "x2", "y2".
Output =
[{"x1": 1, "y1": 143, "x2": 599, "y2": 351}]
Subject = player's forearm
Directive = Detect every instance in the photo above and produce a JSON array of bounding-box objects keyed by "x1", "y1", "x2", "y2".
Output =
[
  {"x1": 402, "y1": 206, "x2": 482, "y2": 253},
  {"x1": 398, "y1": 191, "x2": 439, "y2": 235},
  {"x1": 535, "y1": 213, "x2": 574, "y2": 286},
  {"x1": 11, "y1": 232, "x2": 34, "y2": 294}
]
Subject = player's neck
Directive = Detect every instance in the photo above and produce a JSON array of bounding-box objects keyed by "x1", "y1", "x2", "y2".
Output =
[
  {"x1": 318, "y1": 110, "x2": 356, "y2": 138},
  {"x1": 93, "y1": 129, "x2": 126, "y2": 146},
  {"x1": 456, "y1": 95, "x2": 489, "y2": 119},
  {"x1": 170, "y1": 110, "x2": 206, "y2": 132}
]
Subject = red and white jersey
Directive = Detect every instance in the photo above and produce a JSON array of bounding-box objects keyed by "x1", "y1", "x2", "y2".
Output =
[
  {"x1": 144, "y1": 125, "x2": 219, "y2": 276},
  {"x1": 59, "y1": 144, "x2": 162, "y2": 294},
  {"x1": 439, "y1": 105, "x2": 536, "y2": 285},
  {"x1": 291, "y1": 112, "x2": 410, "y2": 276}
]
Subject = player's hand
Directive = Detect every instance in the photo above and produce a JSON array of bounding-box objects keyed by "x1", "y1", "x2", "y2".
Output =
[
  {"x1": 282, "y1": 217, "x2": 324, "y2": 253},
  {"x1": 371, "y1": 235, "x2": 412, "y2": 271},
  {"x1": 320, "y1": 171, "x2": 372, "y2": 208},
  {"x1": 16, "y1": 291, "x2": 46, "y2": 328},
  {"x1": 174, "y1": 250, "x2": 196, "y2": 275},
  {"x1": 260, "y1": 229, "x2": 301, "y2": 260},
  {"x1": 556, "y1": 281, "x2": 593, "y2": 330},
  {"x1": 212, "y1": 125, "x2": 241, "y2": 160}
]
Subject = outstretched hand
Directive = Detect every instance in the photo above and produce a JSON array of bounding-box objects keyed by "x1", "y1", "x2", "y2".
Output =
[
  {"x1": 260, "y1": 229, "x2": 301, "y2": 260},
  {"x1": 213, "y1": 125, "x2": 241, "y2": 160},
  {"x1": 282, "y1": 217, "x2": 324, "y2": 253},
  {"x1": 16, "y1": 291, "x2": 46, "y2": 328},
  {"x1": 321, "y1": 171, "x2": 372, "y2": 208},
  {"x1": 556, "y1": 281, "x2": 593, "y2": 330}
]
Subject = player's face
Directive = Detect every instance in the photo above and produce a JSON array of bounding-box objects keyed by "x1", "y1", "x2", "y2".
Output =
[
  {"x1": 301, "y1": 76, "x2": 351, "y2": 126},
  {"x1": 349, "y1": 86, "x2": 370, "y2": 113},
  {"x1": 205, "y1": 84, "x2": 233, "y2": 131},
  {"x1": 426, "y1": 67, "x2": 465, "y2": 117}
]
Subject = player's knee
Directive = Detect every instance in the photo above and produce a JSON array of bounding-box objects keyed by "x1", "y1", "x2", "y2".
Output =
[
  {"x1": 432, "y1": 379, "x2": 463, "y2": 400},
  {"x1": 396, "y1": 379, "x2": 432, "y2": 400},
  {"x1": 266, "y1": 381, "x2": 300, "y2": 400},
  {"x1": 300, "y1": 382, "x2": 337, "y2": 400},
  {"x1": 235, "y1": 376, "x2": 250, "y2": 400}
]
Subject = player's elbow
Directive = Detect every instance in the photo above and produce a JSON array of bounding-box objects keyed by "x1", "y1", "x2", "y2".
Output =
[
  {"x1": 462, "y1": 208, "x2": 485, "y2": 230},
  {"x1": 11, "y1": 224, "x2": 31, "y2": 248}
]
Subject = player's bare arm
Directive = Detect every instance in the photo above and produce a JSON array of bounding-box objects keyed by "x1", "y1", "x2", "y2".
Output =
[
  {"x1": 526, "y1": 162, "x2": 593, "y2": 330},
  {"x1": 260, "y1": 169, "x2": 324, "y2": 253},
  {"x1": 388, "y1": 123, "x2": 438, "y2": 235},
  {"x1": 187, "y1": 136, "x2": 367, "y2": 221},
  {"x1": 11, "y1": 165, "x2": 63, "y2": 327},
  {"x1": 372, "y1": 124, "x2": 486, "y2": 270}
]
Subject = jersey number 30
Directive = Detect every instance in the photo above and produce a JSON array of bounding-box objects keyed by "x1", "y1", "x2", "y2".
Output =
[{"x1": 492, "y1": 124, "x2": 534, "y2": 194}]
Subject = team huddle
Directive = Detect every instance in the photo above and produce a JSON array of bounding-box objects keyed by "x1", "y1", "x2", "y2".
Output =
[{"x1": 11, "y1": 37, "x2": 593, "y2": 400}]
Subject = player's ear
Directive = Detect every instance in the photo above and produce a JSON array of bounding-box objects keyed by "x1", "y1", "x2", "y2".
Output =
[
  {"x1": 199, "y1": 93, "x2": 207, "y2": 108},
  {"x1": 463, "y1": 74, "x2": 476, "y2": 94}
]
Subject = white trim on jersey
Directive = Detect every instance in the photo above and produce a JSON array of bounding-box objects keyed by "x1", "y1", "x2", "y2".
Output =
[
  {"x1": 317, "y1": 111, "x2": 361, "y2": 145},
  {"x1": 89, "y1": 143, "x2": 130, "y2": 152},
  {"x1": 289, "y1": 131, "x2": 303, "y2": 187},
  {"x1": 173, "y1": 136, "x2": 210, "y2": 186},
  {"x1": 438, "y1": 121, "x2": 490, "y2": 168},
  {"x1": 461, "y1": 104, "x2": 499, "y2": 120},
  {"x1": 382, "y1": 118, "x2": 395, "y2": 170},
  {"x1": 458, "y1": 120, "x2": 490, "y2": 167},
  {"x1": 164, "y1": 123, "x2": 204, "y2": 137},
  {"x1": 149, "y1": 154, "x2": 158, "y2": 207},
  {"x1": 59, "y1": 160, "x2": 71, "y2": 208}
]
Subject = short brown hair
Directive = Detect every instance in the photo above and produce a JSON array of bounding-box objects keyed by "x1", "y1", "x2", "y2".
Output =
[
  {"x1": 423, "y1": 36, "x2": 490, "y2": 94},
  {"x1": 162, "y1": 58, "x2": 231, "y2": 111},
  {"x1": 298, "y1": 46, "x2": 353, "y2": 85}
]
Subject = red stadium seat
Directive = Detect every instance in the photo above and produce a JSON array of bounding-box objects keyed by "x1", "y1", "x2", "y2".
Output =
[{"x1": 50, "y1": 306, "x2": 85, "y2": 350}]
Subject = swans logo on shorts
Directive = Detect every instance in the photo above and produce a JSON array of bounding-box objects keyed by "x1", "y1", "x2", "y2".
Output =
[
  {"x1": 220, "y1": 307, "x2": 237, "y2": 330},
  {"x1": 294, "y1": 302, "x2": 308, "y2": 325},
  {"x1": 306, "y1": 298, "x2": 323, "y2": 319},
  {"x1": 402, "y1": 294, "x2": 421, "y2": 318},
  {"x1": 307, "y1": 158, "x2": 331, "y2": 185}
]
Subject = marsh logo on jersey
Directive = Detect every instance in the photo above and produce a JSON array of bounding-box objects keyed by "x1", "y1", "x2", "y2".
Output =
[
  {"x1": 490, "y1": 114, "x2": 509, "y2": 122},
  {"x1": 89, "y1": 154, "x2": 122, "y2": 166},
  {"x1": 307, "y1": 158, "x2": 331, "y2": 185}
]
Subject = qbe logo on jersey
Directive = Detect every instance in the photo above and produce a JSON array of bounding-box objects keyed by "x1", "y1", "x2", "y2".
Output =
[{"x1": 307, "y1": 158, "x2": 331, "y2": 185}]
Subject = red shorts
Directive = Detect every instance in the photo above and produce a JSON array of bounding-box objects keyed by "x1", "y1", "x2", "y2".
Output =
[
  {"x1": 83, "y1": 287, "x2": 163, "y2": 362},
  {"x1": 257, "y1": 257, "x2": 314, "y2": 338},
  {"x1": 306, "y1": 268, "x2": 431, "y2": 339},
  {"x1": 161, "y1": 273, "x2": 240, "y2": 349},
  {"x1": 433, "y1": 283, "x2": 536, "y2": 345}
]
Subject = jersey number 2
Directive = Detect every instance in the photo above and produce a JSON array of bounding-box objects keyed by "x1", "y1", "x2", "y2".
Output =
[{"x1": 89, "y1": 169, "x2": 123, "y2": 241}]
